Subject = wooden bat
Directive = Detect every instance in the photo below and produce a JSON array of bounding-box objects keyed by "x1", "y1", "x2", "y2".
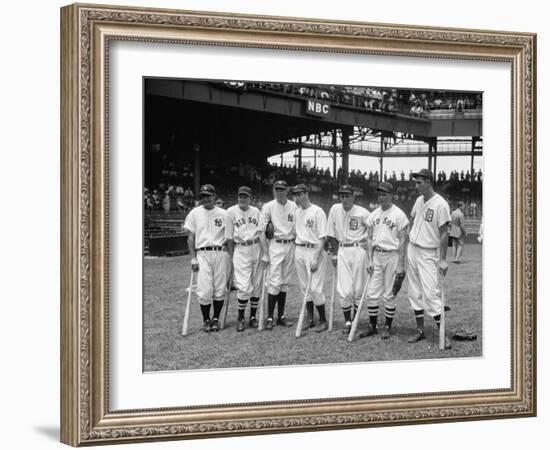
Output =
[
  {"x1": 257, "y1": 266, "x2": 267, "y2": 331},
  {"x1": 348, "y1": 273, "x2": 371, "y2": 342},
  {"x1": 328, "y1": 264, "x2": 337, "y2": 331},
  {"x1": 182, "y1": 270, "x2": 196, "y2": 336},
  {"x1": 295, "y1": 270, "x2": 312, "y2": 338},
  {"x1": 439, "y1": 277, "x2": 446, "y2": 350},
  {"x1": 219, "y1": 268, "x2": 234, "y2": 330}
]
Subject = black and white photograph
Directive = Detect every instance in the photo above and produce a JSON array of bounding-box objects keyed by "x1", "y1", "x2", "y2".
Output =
[{"x1": 143, "y1": 78, "x2": 483, "y2": 371}]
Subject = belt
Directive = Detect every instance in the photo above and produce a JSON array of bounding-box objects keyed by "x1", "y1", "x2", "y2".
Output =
[
  {"x1": 275, "y1": 239, "x2": 295, "y2": 244},
  {"x1": 340, "y1": 242, "x2": 361, "y2": 247},
  {"x1": 197, "y1": 246, "x2": 224, "y2": 251},
  {"x1": 296, "y1": 243, "x2": 317, "y2": 248},
  {"x1": 374, "y1": 247, "x2": 396, "y2": 253},
  {"x1": 238, "y1": 238, "x2": 259, "y2": 246}
]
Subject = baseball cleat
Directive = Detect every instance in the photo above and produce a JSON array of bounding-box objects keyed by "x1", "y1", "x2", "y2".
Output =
[
  {"x1": 202, "y1": 319, "x2": 211, "y2": 333},
  {"x1": 303, "y1": 320, "x2": 315, "y2": 331},
  {"x1": 249, "y1": 317, "x2": 258, "y2": 328},
  {"x1": 209, "y1": 319, "x2": 219, "y2": 332},
  {"x1": 408, "y1": 330, "x2": 426, "y2": 343},
  {"x1": 265, "y1": 318, "x2": 273, "y2": 330},
  {"x1": 236, "y1": 319, "x2": 245, "y2": 332},
  {"x1": 342, "y1": 321, "x2": 352, "y2": 335},
  {"x1": 358, "y1": 325, "x2": 378, "y2": 338},
  {"x1": 313, "y1": 322, "x2": 328, "y2": 333},
  {"x1": 277, "y1": 316, "x2": 293, "y2": 327},
  {"x1": 381, "y1": 325, "x2": 391, "y2": 340}
]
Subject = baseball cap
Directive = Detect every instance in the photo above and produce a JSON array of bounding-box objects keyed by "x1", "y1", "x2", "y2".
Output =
[
  {"x1": 291, "y1": 183, "x2": 309, "y2": 194},
  {"x1": 273, "y1": 180, "x2": 288, "y2": 189},
  {"x1": 376, "y1": 182, "x2": 394, "y2": 193},
  {"x1": 198, "y1": 184, "x2": 216, "y2": 196},
  {"x1": 412, "y1": 169, "x2": 434, "y2": 182},
  {"x1": 238, "y1": 186, "x2": 253, "y2": 197},
  {"x1": 338, "y1": 184, "x2": 354, "y2": 195}
]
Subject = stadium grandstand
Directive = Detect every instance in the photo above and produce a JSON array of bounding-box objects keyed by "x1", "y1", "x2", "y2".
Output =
[{"x1": 144, "y1": 79, "x2": 482, "y2": 256}]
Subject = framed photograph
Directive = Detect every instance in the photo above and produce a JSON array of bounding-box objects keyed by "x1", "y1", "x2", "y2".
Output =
[{"x1": 60, "y1": 3, "x2": 536, "y2": 446}]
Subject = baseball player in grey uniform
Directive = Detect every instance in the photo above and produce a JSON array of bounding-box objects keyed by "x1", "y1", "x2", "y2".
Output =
[
  {"x1": 359, "y1": 182, "x2": 409, "y2": 339},
  {"x1": 326, "y1": 184, "x2": 371, "y2": 335},
  {"x1": 259, "y1": 180, "x2": 297, "y2": 330},
  {"x1": 406, "y1": 169, "x2": 452, "y2": 349},
  {"x1": 183, "y1": 184, "x2": 232, "y2": 333},
  {"x1": 225, "y1": 186, "x2": 262, "y2": 331},
  {"x1": 450, "y1": 201, "x2": 467, "y2": 263},
  {"x1": 292, "y1": 184, "x2": 329, "y2": 332}
]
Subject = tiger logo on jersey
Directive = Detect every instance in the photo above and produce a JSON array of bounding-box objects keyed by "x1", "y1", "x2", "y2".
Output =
[
  {"x1": 214, "y1": 218, "x2": 223, "y2": 227},
  {"x1": 349, "y1": 217, "x2": 359, "y2": 230},
  {"x1": 288, "y1": 213, "x2": 294, "y2": 222}
]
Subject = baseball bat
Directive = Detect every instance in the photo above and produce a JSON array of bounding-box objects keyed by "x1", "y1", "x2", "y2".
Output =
[
  {"x1": 295, "y1": 270, "x2": 313, "y2": 338},
  {"x1": 328, "y1": 265, "x2": 337, "y2": 331},
  {"x1": 182, "y1": 270, "x2": 196, "y2": 336},
  {"x1": 348, "y1": 273, "x2": 371, "y2": 342},
  {"x1": 258, "y1": 266, "x2": 267, "y2": 331},
  {"x1": 439, "y1": 278, "x2": 446, "y2": 350},
  {"x1": 219, "y1": 268, "x2": 234, "y2": 330}
]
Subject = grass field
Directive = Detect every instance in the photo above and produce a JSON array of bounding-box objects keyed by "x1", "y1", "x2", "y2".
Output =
[{"x1": 143, "y1": 244, "x2": 482, "y2": 371}]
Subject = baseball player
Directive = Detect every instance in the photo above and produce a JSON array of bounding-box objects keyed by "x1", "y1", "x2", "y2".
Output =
[
  {"x1": 326, "y1": 184, "x2": 371, "y2": 335},
  {"x1": 259, "y1": 180, "x2": 297, "y2": 330},
  {"x1": 358, "y1": 182, "x2": 409, "y2": 339},
  {"x1": 183, "y1": 184, "x2": 232, "y2": 333},
  {"x1": 406, "y1": 169, "x2": 452, "y2": 349},
  {"x1": 292, "y1": 184, "x2": 329, "y2": 333},
  {"x1": 450, "y1": 201, "x2": 467, "y2": 263},
  {"x1": 225, "y1": 186, "x2": 262, "y2": 331}
]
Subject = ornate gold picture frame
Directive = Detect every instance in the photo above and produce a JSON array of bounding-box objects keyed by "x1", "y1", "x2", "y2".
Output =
[{"x1": 60, "y1": 3, "x2": 536, "y2": 446}]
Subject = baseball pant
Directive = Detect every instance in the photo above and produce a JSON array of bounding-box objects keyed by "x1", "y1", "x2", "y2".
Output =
[
  {"x1": 295, "y1": 246, "x2": 327, "y2": 306},
  {"x1": 267, "y1": 241, "x2": 295, "y2": 295},
  {"x1": 232, "y1": 243, "x2": 262, "y2": 300},
  {"x1": 366, "y1": 250, "x2": 398, "y2": 309},
  {"x1": 337, "y1": 246, "x2": 368, "y2": 309},
  {"x1": 406, "y1": 243, "x2": 442, "y2": 317},
  {"x1": 196, "y1": 250, "x2": 232, "y2": 305}
]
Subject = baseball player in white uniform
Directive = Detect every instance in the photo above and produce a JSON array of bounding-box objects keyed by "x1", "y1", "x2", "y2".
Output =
[
  {"x1": 358, "y1": 182, "x2": 409, "y2": 339},
  {"x1": 225, "y1": 186, "x2": 262, "y2": 331},
  {"x1": 406, "y1": 169, "x2": 452, "y2": 349},
  {"x1": 259, "y1": 180, "x2": 297, "y2": 330},
  {"x1": 292, "y1": 184, "x2": 329, "y2": 333},
  {"x1": 183, "y1": 184, "x2": 232, "y2": 332},
  {"x1": 326, "y1": 184, "x2": 371, "y2": 335}
]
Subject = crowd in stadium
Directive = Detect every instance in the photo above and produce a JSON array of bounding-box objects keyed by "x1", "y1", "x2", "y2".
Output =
[
  {"x1": 144, "y1": 161, "x2": 483, "y2": 219},
  {"x1": 223, "y1": 81, "x2": 482, "y2": 118}
]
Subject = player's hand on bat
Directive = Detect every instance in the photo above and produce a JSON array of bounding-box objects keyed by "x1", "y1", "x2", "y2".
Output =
[
  {"x1": 191, "y1": 257, "x2": 199, "y2": 272},
  {"x1": 261, "y1": 254, "x2": 270, "y2": 268},
  {"x1": 331, "y1": 255, "x2": 338, "y2": 267},
  {"x1": 310, "y1": 258, "x2": 319, "y2": 273},
  {"x1": 367, "y1": 263, "x2": 374, "y2": 275},
  {"x1": 439, "y1": 260, "x2": 448, "y2": 276}
]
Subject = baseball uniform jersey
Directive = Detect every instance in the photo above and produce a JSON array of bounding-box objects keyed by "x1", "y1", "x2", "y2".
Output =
[
  {"x1": 225, "y1": 204, "x2": 262, "y2": 300},
  {"x1": 295, "y1": 204, "x2": 328, "y2": 306},
  {"x1": 327, "y1": 203, "x2": 370, "y2": 308},
  {"x1": 406, "y1": 193, "x2": 451, "y2": 317},
  {"x1": 366, "y1": 204, "x2": 409, "y2": 309},
  {"x1": 259, "y1": 199, "x2": 297, "y2": 295},
  {"x1": 184, "y1": 205, "x2": 231, "y2": 304}
]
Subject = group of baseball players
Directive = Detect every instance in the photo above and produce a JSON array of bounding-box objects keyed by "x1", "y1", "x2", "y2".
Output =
[{"x1": 183, "y1": 168, "x2": 453, "y2": 349}]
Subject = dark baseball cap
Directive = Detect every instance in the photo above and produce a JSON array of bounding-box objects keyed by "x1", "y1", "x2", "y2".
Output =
[
  {"x1": 376, "y1": 182, "x2": 394, "y2": 193},
  {"x1": 273, "y1": 180, "x2": 288, "y2": 189},
  {"x1": 238, "y1": 186, "x2": 253, "y2": 197},
  {"x1": 338, "y1": 184, "x2": 354, "y2": 195},
  {"x1": 198, "y1": 184, "x2": 216, "y2": 196},
  {"x1": 412, "y1": 169, "x2": 434, "y2": 182},
  {"x1": 291, "y1": 183, "x2": 309, "y2": 194}
]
